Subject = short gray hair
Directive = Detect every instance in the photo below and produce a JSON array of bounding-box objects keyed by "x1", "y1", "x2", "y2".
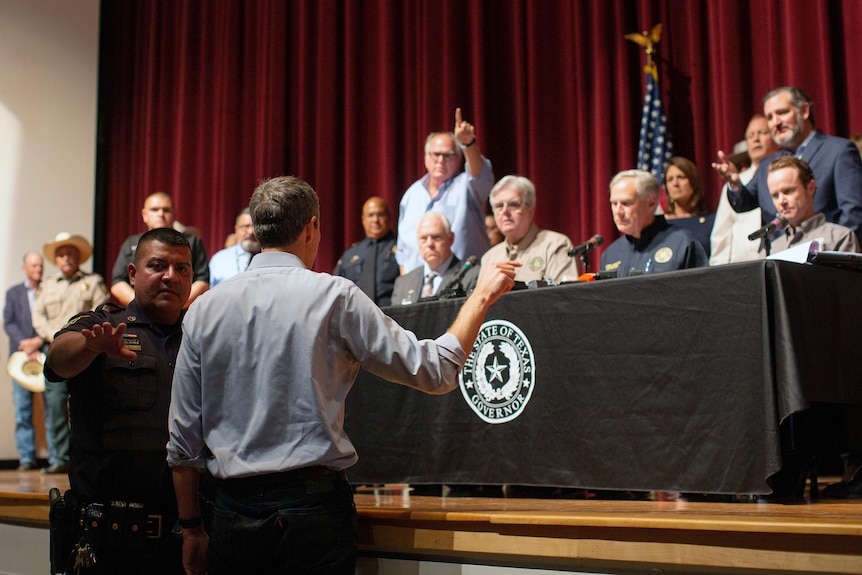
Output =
[
  {"x1": 417, "y1": 211, "x2": 452, "y2": 236},
  {"x1": 609, "y1": 169, "x2": 659, "y2": 200},
  {"x1": 423, "y1": 132, "x2": 463, "y2": 159},
  {"x1": 489, "y1": 175, "x2": 536, "y2": 208}
]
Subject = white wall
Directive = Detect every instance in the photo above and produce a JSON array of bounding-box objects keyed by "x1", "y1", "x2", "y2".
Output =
[{"x1": 0, "y1": 0, "x2": 100, "y2": 460}]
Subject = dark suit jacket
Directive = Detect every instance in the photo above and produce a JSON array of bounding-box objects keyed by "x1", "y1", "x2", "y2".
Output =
[
  {"x1": 729, "y1": 130, "x2": 862, "y2": 238},
  {"x1": 3, "y1": 283, "x2": 39, "y2": 355},
  {"x1": 391, "y1": 257, "x2": 481, "y2": 306}
]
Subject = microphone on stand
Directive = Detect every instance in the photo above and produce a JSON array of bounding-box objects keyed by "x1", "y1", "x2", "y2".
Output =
[
  {"x1": 748, "y1": 215, "x2": 789, "y2": 241},
  {"x1": 439, "y1": 255, "x2": 478, "y2": 299},
  {"x1": 568, "y1": 234, "x2": 604, "y2": 257}
]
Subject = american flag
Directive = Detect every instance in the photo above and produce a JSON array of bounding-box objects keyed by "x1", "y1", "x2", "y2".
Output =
[{"x1": 636, "y1": 64, "x2": 673, "y2": 185}]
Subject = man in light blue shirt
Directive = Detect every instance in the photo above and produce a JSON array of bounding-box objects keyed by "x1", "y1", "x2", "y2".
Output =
[
  {"x1": 208, "y1": 207, "x2": 260, "y2": 287},
  {"x1": 168, "y1": 176, "x2": 518, "y2": 575},
  {"x1": 396, "y1": 108, "x2": 494, "y2": 272}
]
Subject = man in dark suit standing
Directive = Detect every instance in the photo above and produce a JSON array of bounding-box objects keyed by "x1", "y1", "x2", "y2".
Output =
[
  {"x1": 3, "y1": 252, "x2": 44, "y2": 471},
  {"x1": 713, "y1": 86, "x2": 862, "y2": 240},
  {"x1": 392, "y1": 211, "x2": 480, "y2": 305}
]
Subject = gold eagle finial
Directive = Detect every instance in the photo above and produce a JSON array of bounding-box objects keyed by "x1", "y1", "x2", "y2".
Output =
[{"x1": 625, "y1": 23, "x2": 662, "y2": 70}]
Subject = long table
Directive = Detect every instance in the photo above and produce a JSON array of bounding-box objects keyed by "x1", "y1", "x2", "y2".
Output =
[{"x1": 344, "y1": 260, "x2": 862, "y2": 494}]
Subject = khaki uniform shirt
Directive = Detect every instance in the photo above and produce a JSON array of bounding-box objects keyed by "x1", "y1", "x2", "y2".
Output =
[
  {"x1": 481, "y1": 223, "x2": 580, "y2": 284},
  {"x1": 32, "y1": 270, "x2": 110, "y2": 341}
]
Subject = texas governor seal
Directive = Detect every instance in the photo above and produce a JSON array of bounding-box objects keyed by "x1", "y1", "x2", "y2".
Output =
[{"x1": 459, "y1": 319, "x2": 535, "y2": 424}]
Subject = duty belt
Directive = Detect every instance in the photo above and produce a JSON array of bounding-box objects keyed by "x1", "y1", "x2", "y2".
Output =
[{"x1": 80, "y1": 501, "x2": 172, "y2": 543}]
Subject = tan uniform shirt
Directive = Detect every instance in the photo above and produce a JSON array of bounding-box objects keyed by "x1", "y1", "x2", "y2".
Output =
[
  {"x1": 481, "y1": 223, "x2": 580, "y2": 284},
  {"x1": 32, "y1": 270, "x2": 110, "y2": 342}
]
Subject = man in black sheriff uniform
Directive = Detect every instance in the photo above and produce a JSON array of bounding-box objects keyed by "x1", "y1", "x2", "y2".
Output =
[
  {"x1": 333, "y1": 196, "x2": 400, "y2": 306},
  {"x1": 601, "y1": 169, "x2": 708, "y2": 277},
  {"x1": 45, "y1": 228, "x2": 194, "y2": 574}
]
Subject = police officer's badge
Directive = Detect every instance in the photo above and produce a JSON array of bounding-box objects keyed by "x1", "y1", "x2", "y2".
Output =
[
  {"x1": 654, "y1": 247, "x2": 673, "y2": 264},
  {"x1": 459, "y1": 319, "x2": 535, "y2": 424},
  {"x1": 529, "y1": 257, "x2": 544, "y2": 271}
]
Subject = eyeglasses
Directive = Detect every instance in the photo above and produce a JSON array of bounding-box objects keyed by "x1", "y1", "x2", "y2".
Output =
[
  {"x1": 492, "y1": 200, "x2": 525, "y2": 214},
  {"x1": 427, "y1": 151, "x2": 458, "y2": 161}
]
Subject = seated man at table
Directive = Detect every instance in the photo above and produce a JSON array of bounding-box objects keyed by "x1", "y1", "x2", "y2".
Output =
[
  {"x1": 601, "y1": 170, "x2": 708, "y2": 277},
  {"x1": 480, "y1": 175, "x2": 579, "y2": 284},
  {"x1": 392, "y1": 211, "x2": 480, "y2": 305},
  {"x1": 766, "y1": 156, "x2": 860, "y2": 255}
]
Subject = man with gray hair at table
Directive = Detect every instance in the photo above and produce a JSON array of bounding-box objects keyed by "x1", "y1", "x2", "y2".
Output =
[
  {"x1": 601, "y1": 170, "x2": 708, "y2": 277},
  {"x1": 480, "y1": 175, "x2": 580, "y2": 284},
  {"x1": 392, "y1": 211, "x2": 481, "y2": 305}
]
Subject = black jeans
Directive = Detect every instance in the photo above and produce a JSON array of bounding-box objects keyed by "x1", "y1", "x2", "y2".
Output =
[{"x1": 209, "y1": 476, "x2": 357, "y2": 575}]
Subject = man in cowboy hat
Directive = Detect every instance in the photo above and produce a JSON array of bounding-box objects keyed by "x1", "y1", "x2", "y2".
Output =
[
  {"x1": 3, "y1": 251, "x2": 45, "y2": 471},
  {"x1": 32, "y1": 232, "x2": 110, "y2": 474}
]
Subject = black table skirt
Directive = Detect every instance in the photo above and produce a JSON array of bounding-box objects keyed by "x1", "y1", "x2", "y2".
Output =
[{"x1": 344, "y1": 261, "x2": 862, "y2": 494}]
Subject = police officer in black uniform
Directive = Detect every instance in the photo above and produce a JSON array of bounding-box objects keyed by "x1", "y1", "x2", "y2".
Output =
[
  {"x1": 45, "y1": 228, "x2": 194, "y2": 574},
  {"x1": 333, "y1": 196, "x2": 400, "y2": 306}
]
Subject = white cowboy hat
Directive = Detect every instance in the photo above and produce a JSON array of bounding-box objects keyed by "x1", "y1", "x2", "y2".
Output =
[
  {"x1": 7, "y1": 351, "x2": 46, "y2": 392},
  {"x1": 727, "y1": 139, "x2": 751, "y2": 169},
  {"x1": 43, "y1": 232, "x2": 93, "y2": 264}
]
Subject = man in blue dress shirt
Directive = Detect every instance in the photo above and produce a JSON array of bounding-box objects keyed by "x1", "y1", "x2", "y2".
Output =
[{"x1": 208, "y1": 208, "x2": 261, "y2": 287}]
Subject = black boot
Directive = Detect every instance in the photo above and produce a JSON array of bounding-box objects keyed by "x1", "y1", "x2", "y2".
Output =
[{"x1": 822, "y1": 465, "x2": 862, "y2": 499}]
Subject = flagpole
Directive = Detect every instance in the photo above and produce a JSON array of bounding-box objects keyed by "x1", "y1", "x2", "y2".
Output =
[{"x1": 627, "y1": 24, "x2": 673, "y2": 191}]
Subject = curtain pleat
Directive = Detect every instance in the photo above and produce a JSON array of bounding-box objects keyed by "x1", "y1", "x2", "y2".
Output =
[{"x1": 97, "y1": 0, "x2": 862, "y2": 275}]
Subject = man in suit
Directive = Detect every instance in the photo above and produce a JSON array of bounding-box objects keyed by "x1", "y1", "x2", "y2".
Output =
[
  {"x1": 3, "y1": 252, "x2": 45, "y2": 471},
  {"x1": 392, "y1": 211, "x2": 480, "y2": 305},
  {"x1": 713, "y1": 86, "x2": 862, "y2": 240}
]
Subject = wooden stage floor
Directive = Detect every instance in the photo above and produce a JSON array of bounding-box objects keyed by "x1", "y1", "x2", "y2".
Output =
[{"x1": 2, "y1": 470, "x2": 861, "y2": 574}]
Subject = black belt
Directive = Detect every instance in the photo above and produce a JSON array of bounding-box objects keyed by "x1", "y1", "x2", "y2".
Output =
[
  {"x1": 218, "y1": 465, "x2": 347, "y2": 488},
  {"x1": 81, "y1": 502, "x2": 174, "y2": 540}
]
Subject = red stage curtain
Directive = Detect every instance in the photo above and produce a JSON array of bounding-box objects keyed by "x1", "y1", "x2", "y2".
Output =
[{"x1": 96, "y1": 0, "x2": 862, "y2": 275}]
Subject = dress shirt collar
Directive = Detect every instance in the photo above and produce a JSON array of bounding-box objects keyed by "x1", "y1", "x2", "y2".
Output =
[
  {"x1": 790, "y1": 129, "x2": 816, "y2": 157},
  {"x1": 247, "y1": 251, "x2": 306, "y2": 271},
  {"x1": 784, "y1": 212, "x2": 826, "y2": 239},
  {"x1": 52, "y1": 269, "x2": 87, "y2": 283},
  {"x1": 424, "y1": 254, "x2": 455, "y2": 277},
  {"x1": 24, "y1": 278, "x2": 40, "y2": 294},
  {"x1": 421, "y1": 172, "x2": 457, "y2": 198},
  {"x1": 504, "y1": 223, "x2": 540, "y2": 258}
]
